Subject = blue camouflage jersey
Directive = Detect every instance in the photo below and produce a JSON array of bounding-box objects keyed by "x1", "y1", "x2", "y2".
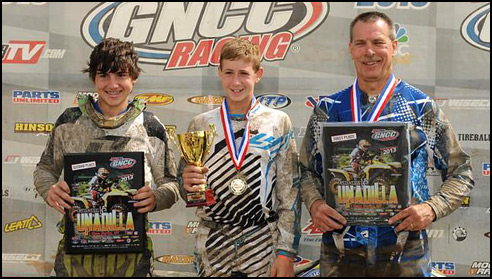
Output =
[{"x1": 300, "y1": 80, "x2": 473, "y2": 253}]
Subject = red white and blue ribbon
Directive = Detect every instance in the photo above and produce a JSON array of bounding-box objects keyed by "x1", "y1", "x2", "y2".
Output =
[
  {"x1": 220, "y1": 96, "x2": 260, "y2": 171},
  {"x1": 351, "y1": 74, "x2": 397, "y2": 122}
]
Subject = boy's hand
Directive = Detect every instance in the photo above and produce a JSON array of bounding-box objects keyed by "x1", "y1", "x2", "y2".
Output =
[
  {"x1": 47, "y1": 181, "x2": 74, "y2": 214},
  {"x1": 133, "y1": 186, "x2": 156, "y2": 213},
  {"x1": 183, "y1": 165, "x2": 209, "y2": 192}
]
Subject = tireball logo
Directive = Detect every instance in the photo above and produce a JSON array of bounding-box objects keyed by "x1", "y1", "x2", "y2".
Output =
[
  {"x1": 461, "y1": 3, "x2": 490, "y2": 51},
  {"x1": 81, "y1": 2, "x2": 329, "y2": 70}
]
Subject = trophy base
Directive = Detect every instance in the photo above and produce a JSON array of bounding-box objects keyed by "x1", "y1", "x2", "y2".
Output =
[{"x1": 186, "y1": 189, "x2": 216, "y2": 207}]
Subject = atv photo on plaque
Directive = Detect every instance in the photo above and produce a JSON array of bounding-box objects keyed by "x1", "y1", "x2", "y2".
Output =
[
  {"x1": 64, "y1": 152, "x2": 145, "y2": 254},
  {"x1": 321, "y1": 122, "x2": 410, "y2": 226}
]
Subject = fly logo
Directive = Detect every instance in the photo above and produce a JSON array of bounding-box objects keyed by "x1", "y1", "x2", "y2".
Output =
[{"x1": 81, "y1": 2, "x2": 329, "y2": 70}]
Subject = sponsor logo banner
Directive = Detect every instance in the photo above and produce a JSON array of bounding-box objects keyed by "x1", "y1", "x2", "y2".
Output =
[{"x1": 81, "y1": 2, "x2": 329, "y2": 70}]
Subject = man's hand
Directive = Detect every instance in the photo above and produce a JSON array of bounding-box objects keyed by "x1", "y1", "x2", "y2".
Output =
[
  {"x1": 133, "y1": 185, "x2": 156, "y2": 213},
  {"x1": 182, "y1": 165, "x2": 208, "y2": 192},
  {"x1": 270, "y1": 256, "x2": 294, "y2": 277},
  {"x1": 47, "y1": 181, "x2": 74, "y2": 214},
  {"x1": 310, "y1": 200, "x2": 347, "y2": 232},
  {"x1": 389, "y1": 203, "x2": 436, "y2": 232}
]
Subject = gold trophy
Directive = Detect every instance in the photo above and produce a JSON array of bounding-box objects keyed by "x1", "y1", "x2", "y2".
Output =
[{"x1": 169, "y1": 124, "x2": 216, "y2": 207}]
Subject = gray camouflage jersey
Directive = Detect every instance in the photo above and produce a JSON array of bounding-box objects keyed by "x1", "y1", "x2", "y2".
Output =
[{"x1": 34, "y1": 96, "x2": 180, "y2": 276}]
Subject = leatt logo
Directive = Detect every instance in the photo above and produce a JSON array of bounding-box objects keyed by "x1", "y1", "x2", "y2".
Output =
[
  {"x1": 4, "y1": 215, "x2": 43, "y2": 233},
  {"x1": 81, "y1": 2, "x2": 329, "y2": 70}
]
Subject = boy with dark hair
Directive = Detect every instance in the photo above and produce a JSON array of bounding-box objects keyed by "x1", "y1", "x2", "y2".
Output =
[{"x1": 34, "y1": 37, "x2": 180, "y2": 276}]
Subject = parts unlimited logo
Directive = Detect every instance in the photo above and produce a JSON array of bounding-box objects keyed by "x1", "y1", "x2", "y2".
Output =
[
  {"x1": 461, "y1": 3, "x2": 490, "y2": 52},
  {"x1": 81, "y1": 2, "x2": 329, "y2": 70}
]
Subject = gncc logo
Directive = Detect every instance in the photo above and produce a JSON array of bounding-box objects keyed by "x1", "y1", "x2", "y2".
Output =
[
  {"x1": 81, "y1": 2, "x2": 329, "y2": 70},
  {"x1": 109, "y1": 157, "x2": 137, "y2": 169},
  {"x1": 371, "y1": 129, "x2": 399, "y2": 141}
]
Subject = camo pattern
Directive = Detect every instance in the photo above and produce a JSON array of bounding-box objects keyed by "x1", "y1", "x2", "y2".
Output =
[{"x1": 34, "y1": 96, "x2": 180, "y2": 276}]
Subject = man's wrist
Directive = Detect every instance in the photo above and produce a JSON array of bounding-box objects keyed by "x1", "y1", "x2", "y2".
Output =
[
  {"x1": 309, "y1": 199, "x2": 324, "y2": 216},
  {"x1": 423, "y1": 202, "x2": 437, "y2": 222}
]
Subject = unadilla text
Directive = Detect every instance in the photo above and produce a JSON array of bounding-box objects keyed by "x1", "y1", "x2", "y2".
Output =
[{"x1": 76, "y1": 210, "x2": 134, "y2": 236}]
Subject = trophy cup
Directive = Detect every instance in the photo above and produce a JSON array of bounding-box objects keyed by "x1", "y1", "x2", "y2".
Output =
[{"x1": 169, "y1": 124, "x2": 216, "y2": 207}]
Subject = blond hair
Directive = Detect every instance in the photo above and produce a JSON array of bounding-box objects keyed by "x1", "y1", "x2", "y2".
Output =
[{"x1": 219, "y1": 38, "x2": 261, "y2": 72}]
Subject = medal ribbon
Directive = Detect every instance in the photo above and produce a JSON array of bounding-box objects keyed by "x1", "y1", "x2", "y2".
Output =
[
  {"x1": 220, "y1": 96, "x2": 260, "y2": 171},
  {"x1": 351, "y1": 74, "x2": 397, "y2": 122}
]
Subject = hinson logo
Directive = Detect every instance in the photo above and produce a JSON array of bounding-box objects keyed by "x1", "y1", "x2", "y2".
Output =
[{"x1": 81, "y1": 2, "x2": 329, "y2": 70}]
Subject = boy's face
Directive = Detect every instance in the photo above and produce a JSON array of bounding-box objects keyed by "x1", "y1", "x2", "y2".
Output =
[
  {"x1": 218, "y1": 58, "x2": 263, "y2": 109},
  {"x1": 94, "y1": 70, "x2": 136, "y2": 116}
]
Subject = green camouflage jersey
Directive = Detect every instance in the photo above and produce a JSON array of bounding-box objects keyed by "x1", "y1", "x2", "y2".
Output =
[{"x1": 34, "y1": 96, "x2": 180, "y2": 276}]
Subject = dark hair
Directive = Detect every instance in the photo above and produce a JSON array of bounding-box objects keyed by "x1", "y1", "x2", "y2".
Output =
[
  {"x1": 350, "y1": 11, "x2": 395, "y2": 42},
  {"x1": 82, "y1": 38, "x2": 142, "y2": 82}
]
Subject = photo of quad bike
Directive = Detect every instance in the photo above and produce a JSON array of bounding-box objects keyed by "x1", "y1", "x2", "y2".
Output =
[
  {"x1": 327, "y1": 142, "x2": 403, "y2": 198},
  {"x1": 68, "y1": 168, "x2": 137, "y2": 223}
]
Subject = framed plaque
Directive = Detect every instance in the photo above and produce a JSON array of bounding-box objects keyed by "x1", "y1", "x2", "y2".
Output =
[
  {"x1": 64, "y1": 152, "x2": 146, "y2": 254},
  {"x1": 321, "y1": 122, "x2": 410, "y2": 226}
]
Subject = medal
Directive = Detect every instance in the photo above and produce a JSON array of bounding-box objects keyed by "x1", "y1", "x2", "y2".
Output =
[
  {"x1": 220, "y1": 96, "x2": 260, "y2": 196},
  {"x1": 368, "y1": 95, "x2": 378, "y2": 104},
  {"x1": 229, "y1": 172, "x2": 248, "y2": 196},
  {"x1": 351, "y1": 74, "x2": 397, "y2": 122}
]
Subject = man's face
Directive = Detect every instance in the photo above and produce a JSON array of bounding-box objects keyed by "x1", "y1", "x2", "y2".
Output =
[
  {"x1": 218, "y1": 58, "x2": 263, "y2": 107},
  {"x1": 94, "y1": 70, "x2": 136, "y2": 116},
  {"x1": 349, "y1": 19, "x2": 397, "y2": 84}
]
